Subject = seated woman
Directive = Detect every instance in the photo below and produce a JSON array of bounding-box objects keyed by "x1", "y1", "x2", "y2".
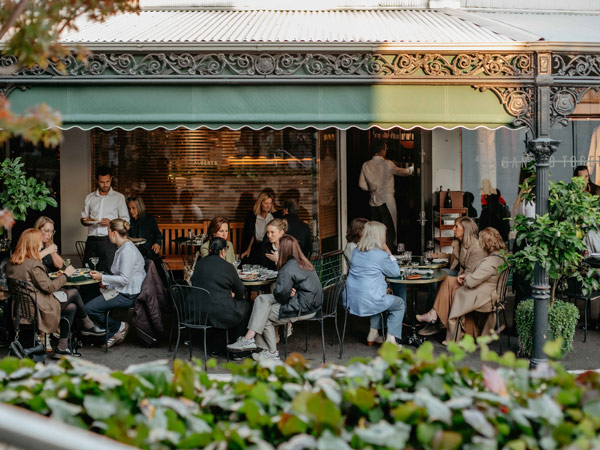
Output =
[
  {"x1": 7, "y1": 229, "x2": 106, "y2": 358},
  {"x1": 34, "y1": 216, "x2": 64, "y2": 271},
  {"x1": 418, "y1": 217, "x2": 484, "y2": 336},
  {"x1": 342, "y1": 221, "x2": 405, "y2": 347},
  {"x1": 257, "y1": 218, "x2": 288, "y2": 270},
  {"x1": 418, "y1": 227, "x2": 505, "y2": 345},
  {"x1": 85, "y1": 219, "x2": 146, "y2": 348},
  {"x1": 200, "y1": 217, "x2": 235, "y2": 265},
  {"x1": 226, "y1": 235, "x2": 323, "y2": 361},
  {"x1": 192, "y1": 237, "x2": 250, "y2": 343},
  {"x1": 127, "y1": 197, "x2": 162, "y2": 259},
  {"x1": 343, "y1": 217, "x2": 368, "y2": 273},
  {"x1": 240, "y1": 191, "x2": 275, "y2": 264}
]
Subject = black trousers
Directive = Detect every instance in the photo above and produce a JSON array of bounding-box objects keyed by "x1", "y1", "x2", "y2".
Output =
[
  {"x1": 83, "y1": 236, "x2": 117, "y2": 273},
  {"x1": 371, "y1": 204, "x2": 396, "y2": 251}
]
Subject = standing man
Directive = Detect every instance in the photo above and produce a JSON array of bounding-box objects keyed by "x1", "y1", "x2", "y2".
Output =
[
  {"x1": 81, "y1": 166, "x2": 129, "y2": 273},
  {"x1": 359, "y1": 141, "x2": 414, "y2": 250},
  {"x1": 282, "y1": 199, "x2": 312, "y2": 259}
]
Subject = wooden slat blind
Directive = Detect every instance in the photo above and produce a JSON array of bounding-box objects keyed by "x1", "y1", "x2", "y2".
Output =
[{"x1": 91, "y1": 128, "x2": 334, "y2": 225}]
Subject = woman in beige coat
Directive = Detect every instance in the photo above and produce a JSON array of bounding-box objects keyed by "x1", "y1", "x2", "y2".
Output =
[
  {"x1": 7, "y1": 229, "x2": 105, "y2": 358},
  {"x1": 418, "y1": 227, "x2": 505, "y2": 344}
]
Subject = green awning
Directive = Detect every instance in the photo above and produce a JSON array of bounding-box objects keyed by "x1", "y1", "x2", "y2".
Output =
[{"x1": 8, "y1": 84, "x2": 513, "y2": 130}]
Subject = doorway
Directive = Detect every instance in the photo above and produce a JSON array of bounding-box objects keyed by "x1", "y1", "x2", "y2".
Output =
[{"x1": 345, "y1": 128, "x2": 432, "y2": 253}]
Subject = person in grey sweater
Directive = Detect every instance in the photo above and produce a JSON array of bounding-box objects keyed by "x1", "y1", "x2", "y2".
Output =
[{"x1": 227, "y1": 235, "x2": 323, "y2": 360}]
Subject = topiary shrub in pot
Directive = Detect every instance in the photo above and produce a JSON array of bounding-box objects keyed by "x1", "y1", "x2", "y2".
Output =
[
  {"x1": 506, "y1": 174, "x2": 600, "y2": 357},
  {"x1": 514, "y1": 298, "x2": 580, "y2": 357}
]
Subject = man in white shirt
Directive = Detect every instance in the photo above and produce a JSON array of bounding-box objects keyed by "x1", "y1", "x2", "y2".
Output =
[
  {"x1": 81, "y1": 166, "x2": 129, "y2": 273},
  {"x1": 359, "y1": 141, "x2": 414, "y2": 249}
]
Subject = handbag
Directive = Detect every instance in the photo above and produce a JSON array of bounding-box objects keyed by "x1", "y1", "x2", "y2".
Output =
[{"x1": 8, "y1": 339, "x2": 46, "y2": 360}]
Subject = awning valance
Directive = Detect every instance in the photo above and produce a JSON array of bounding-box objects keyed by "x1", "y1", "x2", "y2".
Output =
[{"x1": 8, "y1": 84, "x2": 513, "y2": 131}]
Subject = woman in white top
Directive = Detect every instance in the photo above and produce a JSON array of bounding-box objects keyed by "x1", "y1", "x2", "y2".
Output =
[
  {"x1": 86, "y1": 219, "x2": 146, "y2": 348},
  {"x1": 240, "y1": 191, "x2": 275, "y2": 264}
]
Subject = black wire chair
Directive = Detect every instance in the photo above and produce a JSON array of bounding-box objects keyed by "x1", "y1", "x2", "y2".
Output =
[
  {"x1": 340, "y1": 299, "x2": 386, "y2": 360},
  {"x1": 7, "y1": 278, "x2": 39, "y2": 349},
  {"x1": 281, "y1": 274, "x2": 346, "y2": 363},
  {"x1": 170, "y1": 284, "x2": 218, "y2": 369},
  {"x1": 561, "y1": 272, "x2": 600, "y2": 343},
  {"x1": 75, "y1": 241, "x2": 86, "y2": 266}
]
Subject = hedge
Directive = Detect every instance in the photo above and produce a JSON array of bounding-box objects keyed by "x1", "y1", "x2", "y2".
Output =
[{"x1": 0, "y1": 337, "x2": 599, "y2": 449}]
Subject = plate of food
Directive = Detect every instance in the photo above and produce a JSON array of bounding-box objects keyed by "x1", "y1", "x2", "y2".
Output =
[
  {"x1": 239, "y1": 271, "x2": 258, "y2": 281},
  {"x1": 49, "y1": 270, "x2": 64, "y2": 278},
  {"x1": 406, "y1": 274, "x2": 423, "y2": 280},
  {"x1": 432, "y1": 258, "x2": 448, "y2": 263},
  {"x1": 82, "y1": 217, "x2": 99, "y2": 225}
]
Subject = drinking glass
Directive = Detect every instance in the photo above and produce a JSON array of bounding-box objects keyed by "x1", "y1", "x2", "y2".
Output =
[
  {"x1": 234, "y1": 255, "x2": 241, "y2": 268},
  {"x1": 89, "y1": 256, "x2": 99, "y2": 271},
  {"x1": 63, "y1": 258, "x2": 71, "y2": 268},
  {"x1": 242, "y1": 264, "x2": 251, "y2": 272},
  {"x1": 426, "y1": 240, "x2": 435, "y2": 252},
  {"x1": 411, "y1": 261, "x2": 419, "y2": 274},
  {"x1": 397, "y1": 243, "x2": 405, "y2": 254},
  {"x1": 404, "y1": 250, "x2": 413, "y2": 267}
]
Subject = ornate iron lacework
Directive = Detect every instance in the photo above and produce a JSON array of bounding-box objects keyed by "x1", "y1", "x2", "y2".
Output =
[
  {"x1": 474, "y1": 86, "x2": 535, "y2": 133},
  {"x1": 550, "y1": 86, "x2": 600, "y2": 129},
  {"x1": 1, "y1": 52, "x2": 534, "y2": 78},
  {"x1": 553, "y1": 53, "x2": 600, "y2": 77}
]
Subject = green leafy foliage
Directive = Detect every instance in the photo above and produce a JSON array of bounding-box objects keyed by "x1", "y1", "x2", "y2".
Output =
[
  {"x1": 506, "y1": 176, "x2": 600, "y2": 303},
  {"x1": 1, "y1": 340, "x2": 599, "y2": 449},
  {"x1": 514, "y1": 299, "x2": 580, "y2": 357},
  {"x1": 0, "y1": 157, "x2": 57, "y2": 221}
]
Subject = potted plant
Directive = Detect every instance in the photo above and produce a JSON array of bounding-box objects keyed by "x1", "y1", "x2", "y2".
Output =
[
  {"x1": 507, "y1": 174, "x2": 598, "y2": 356},
  {"x1": 0, "y1": 156, "x2": 57, "y2": 237}
]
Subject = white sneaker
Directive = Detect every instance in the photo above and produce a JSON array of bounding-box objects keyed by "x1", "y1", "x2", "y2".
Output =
[
  {"x1": 252, "y1": 350, "x2": 280, "y2": 361},
  {"x1": 386, "y1": 334, "x2": 402, "y2": 349},
  {"x1": 227, "y1": 336, "x2": 257, "y2": 352}
]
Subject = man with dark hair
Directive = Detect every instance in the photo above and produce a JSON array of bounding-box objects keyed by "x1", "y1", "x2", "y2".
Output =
[
  {"x1": 359, "y1": 141, "x2": 414, "y2": 249},
  {"x1": 282, "y1": 199, "x2": 312, "y2": 258},
  {"x1": 81, "y1": 166, "x2": 129, "y2": 272},
  {"x1": 573, "y1": 165, "x2": 600, "y2": 195}
]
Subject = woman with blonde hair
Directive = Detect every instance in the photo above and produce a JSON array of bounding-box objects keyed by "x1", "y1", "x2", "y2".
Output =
[
  {"x1": 7, "y1": 229, "x2": 105, "y2": 358},
  {"x1": 417, "y1": 216, "x2": 483, "y2": 335},
  {"x1": 342, "y1": 221, "x2": 405, "y2": 347},
  {"x1": 418, "y1": 227, "x2": 505, "y2": 344},
  {"x1": 258, "y1": 218, "x2": 288, "y2": 270},
  {"x1": 34, "y1": 216, "x2": 64, "y2": 271},
  {"x1": 85, "y1": 219, "x2": 146, "y2": 348},
  {"x1": 240, "y1": 191, "x2": 275, "y2": 264}
]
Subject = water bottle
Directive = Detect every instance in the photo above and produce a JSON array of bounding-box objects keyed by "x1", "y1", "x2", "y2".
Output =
[{"x1": 444, "y1": 189, "x2": 453, "y2": 208}]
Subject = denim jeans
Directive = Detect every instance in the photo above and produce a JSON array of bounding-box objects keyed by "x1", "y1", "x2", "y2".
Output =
[
  {"x1": 370, "y1": 295, "x2": 406, "y2": 339},
  {"x1": 85, "y1": 293, "x2": 137, "y2": 338}
]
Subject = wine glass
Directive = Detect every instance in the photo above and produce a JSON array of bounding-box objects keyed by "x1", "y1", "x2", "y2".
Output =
[
  {"x1": 234, "y1": 254, "x2": 241, "y2": 268},
  {"x1": 89, "y1": 256, "x2": 99, "y2": 271},
  {"x1": 63, "y1": 258, "x2": 71, "y2": 268},
  {"x1": 397, "y1": 242, "x2": 405, "y2": 255}
]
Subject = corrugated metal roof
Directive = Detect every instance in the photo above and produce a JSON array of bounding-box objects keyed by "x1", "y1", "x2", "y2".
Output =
[{"x1": 59, "y1": 9, "x2": 516, "y2": 44}]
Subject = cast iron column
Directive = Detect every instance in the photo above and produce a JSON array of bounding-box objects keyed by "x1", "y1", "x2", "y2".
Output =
[{"x1": 527, "y1": 137, "x2": 559, "y2": 368}]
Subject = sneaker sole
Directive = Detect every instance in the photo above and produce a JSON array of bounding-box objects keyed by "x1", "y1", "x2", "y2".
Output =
[
  {"x1": 227, "y1": 344, "x2": 257, "y2": 353},
  {"x1": 418, "y1": 327, "x2": 444, "y2": 336},
  {"x1": 80, "y1": 330, "x2": 107, "y2": 337}
]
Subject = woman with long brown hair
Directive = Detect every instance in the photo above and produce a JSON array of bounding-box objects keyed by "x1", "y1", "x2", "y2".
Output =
[
  {"x1": 200, "y1": 216, "x2": 235, "y2": 265},
  {"x1": 7, "y1": 229, "x2": 106, "y2": 358},
  {"x1": 227, "y1": 235, "x2": 323, "y2": 360}
]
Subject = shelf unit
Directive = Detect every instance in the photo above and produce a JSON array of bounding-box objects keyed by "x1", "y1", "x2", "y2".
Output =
[{"x1": 434, "y1": 191, "x2": 468, "y2": 250}]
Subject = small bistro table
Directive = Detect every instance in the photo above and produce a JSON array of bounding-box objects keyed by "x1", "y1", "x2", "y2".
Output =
[{"x1": 387, "y1": 268, "x2": 447, "y2": 347}]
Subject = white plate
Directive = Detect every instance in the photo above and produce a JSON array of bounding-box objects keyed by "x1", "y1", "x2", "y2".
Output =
[
  {"x1": 432, "y1": 258, "x2": 448, "y2": 263},
  {"x1": 84, "y1": 219, "x2": 99, "y2": 225}
]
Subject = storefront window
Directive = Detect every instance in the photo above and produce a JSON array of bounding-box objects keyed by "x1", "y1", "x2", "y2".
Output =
[{"x1": 92, "y1": 127, "x2": 339, "y2": 250}]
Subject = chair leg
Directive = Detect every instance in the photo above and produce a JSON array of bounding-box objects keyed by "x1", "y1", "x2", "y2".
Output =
[
  {"x1": 284, "y1": 325, "x2": 288, "y2": 360},
  {"x1": 168, "y1": 316, "x2": 175, "y2": 352},
  {"x1": 173, "y1": 326, "x2": 181, "y2": 361},
  {"x1": 105, "y1": 313, "x2": 109, "y2": 354},
  {"x1": 497, "y1": 311, "x2": 503, "y2": 355},
  {"x1": 584, "y1": 298, "x2": 589, "y2": 343},
  {"x1": 340, "y1": 310, "x2": 348, "y2": 359},
  {"x1": 380, "y1": 312, "x2": 386, "y2": 340},
  {"x1": 503, "y1": 308, "x2": 510, "y2": 349},
  {"x1": 225, "y1": 329, "x2": 230, "y2": 362},
  {"x1": 203, "y1": 328, "x2": 208, "y2": 371},
  {"x1": 333, "y1": 313, "x2": 342, "y2": 359},
  {"x1": 320, "y1": 319, "x2": 326, "y2": 364},
  {"x1": 188, "y1": 328, "x2": 193, "y2": 361},
  {"x1": 305, "y1": 322, "x2": 309, "y2": 352}
]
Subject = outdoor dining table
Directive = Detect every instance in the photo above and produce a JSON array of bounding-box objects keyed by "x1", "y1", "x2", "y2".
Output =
[
  {"x1": 173, "y1": 236, "x2": 206, "y2": 272},
  {"x1": 240, "y1": 276, "x2": 277, "y2": 301},
  {"x1": 387, "y1": 268, "x2": 447, "y2": 347},
  {"x1": 50, "y1": 270, "x2": 101, "y2": 287}
]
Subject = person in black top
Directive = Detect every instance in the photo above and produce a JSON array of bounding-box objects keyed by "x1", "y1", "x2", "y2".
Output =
[
  {"x1": 257, "y1": 218, "x2": 287, "y2": 270},
  {"x1": 478, "y1": 190, "x2": 510, "y2": 242},
  {"x1": 282, "y1": 199, "x2": 312, "y2": 259},
  {"x1": 573, "y1": 165, "x2": 600, "y2": 195},
  {"x1": 191, "y1": 237, "x2": 250, "y2": 342},
  {"x1": 34, "y1": 216, "x2": 64, "y2": 271},
  {"x1": 127, "y1": 196, "x2": 162, "y2": 259},
  {"x1": 240, "y1": 191, "x2": 275, "y2": 264}
]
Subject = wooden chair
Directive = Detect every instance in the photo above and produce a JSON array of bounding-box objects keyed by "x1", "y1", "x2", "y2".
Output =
[{"x1": 75, "y1": 241, "x2": 86, "y2": 266}]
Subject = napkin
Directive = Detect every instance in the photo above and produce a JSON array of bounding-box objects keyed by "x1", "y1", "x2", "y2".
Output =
[
  {"x1": 414, "y1": 269, "x2": 434, "y2": 276},
  {"x1": 101, "y1": 287, "x2": 119, "y2": 301}
]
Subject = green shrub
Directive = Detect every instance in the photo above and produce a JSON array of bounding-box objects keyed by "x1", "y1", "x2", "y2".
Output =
[
  {"x1": 1, "y1": 339, "x2": 599, "y2": 449},
  {"x1": 515, "y1": 298, "x2": 580, "y2": 357}
]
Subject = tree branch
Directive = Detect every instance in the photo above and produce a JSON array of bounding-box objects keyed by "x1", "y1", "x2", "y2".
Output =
[{"x1": 0, "y1": 0, "x2": 30, "y2": 41}]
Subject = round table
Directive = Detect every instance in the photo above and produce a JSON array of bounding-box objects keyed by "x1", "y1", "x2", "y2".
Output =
[
  {"x1": 396, "y1": 255, "x2": 448, "y2": 270},
  {"x1": 50, "y1": 271, "x2": 102, "y2": 287},
  {"x1": 241, "y1": 277, "x2": 277, "y2": 300},
  {"x1": 387, "y1": 268, "x2": 447, "y2": 346}
]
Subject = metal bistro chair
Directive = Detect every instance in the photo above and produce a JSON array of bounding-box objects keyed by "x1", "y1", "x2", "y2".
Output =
[
  {"x1": 562, "y1": 272, "x2": 600, "y2": 343},
  {"x1": 7, "y1": 278, "x2": 39, "y2": 350},
  {"x1": 161, "y1": 261, "x2": 186, "y2": 352},
  {"x1": 281, "y1": 274, "x2": 346, "y2": 363},
  {"x1": 340, "y1": 300, "x2": 387, "y2": 360},
  {"x1": 75, "y1": 241, "x2": 86, "y2": 267},
  {"x1": 454, "y1": 269, "x2": 511, "y2": 353},
  {"x1": 170, "y1": 284, "x2": 225, "y2": 369}
]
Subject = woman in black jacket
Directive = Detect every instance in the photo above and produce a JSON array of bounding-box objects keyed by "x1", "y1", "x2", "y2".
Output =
[
  {"x1": 227, "y1": 235, "x2": 323, "y2": 361},
  {"x1": 191, "y1": 237, "x2": 250, "y2": 340},
  {"x1": 127, "y1": 196, "x2": 162, "y2": 259}
]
